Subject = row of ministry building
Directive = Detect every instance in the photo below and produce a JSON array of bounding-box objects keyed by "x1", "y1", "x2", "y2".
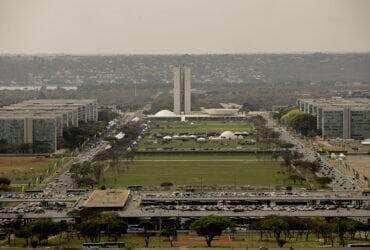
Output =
[
  {"x1": 297, "y1": 98, "x2": 370, "y2": 140},
  {"x1": 0, "y1": 99, "x2": 98, "y2": 153}
]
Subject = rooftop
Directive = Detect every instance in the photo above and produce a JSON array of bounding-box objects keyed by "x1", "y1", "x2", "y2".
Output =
[
  {"x1": 82, "y1": 189, "x2": 130, "y2": 208},
  {"x1": 299, "y1": 98, "x2": 370, "y2": 109}
]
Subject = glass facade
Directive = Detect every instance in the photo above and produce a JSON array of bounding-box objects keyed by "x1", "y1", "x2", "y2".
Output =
[
  {"x1": 0, "y1": 118, "x2": 24, "y2": 145},
  {"x1": 298, "y1": 98, "x2": 370, "y2": 140},
  {"x1": 0, "y1": 99, "x2": 98, "y2": 153}
]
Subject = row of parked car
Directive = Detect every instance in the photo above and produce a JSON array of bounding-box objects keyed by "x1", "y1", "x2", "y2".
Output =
[{"x1": 142, "y1": 203, "x2": 363, "y2": 212}]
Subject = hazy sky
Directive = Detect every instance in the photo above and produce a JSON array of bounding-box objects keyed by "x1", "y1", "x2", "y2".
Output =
[{"x1": 1, "y1": 0, "x2": 370, "y2": 54}]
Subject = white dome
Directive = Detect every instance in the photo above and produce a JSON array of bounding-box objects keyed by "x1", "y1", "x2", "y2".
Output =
[
  {"x1": 154, "y1": 110, "x2": 176, "y2": 117},
  {"x1": 220, "y1": 131, "x2": 237, "y2": 139},
  {"x1": 361, "y1": 139, "x2": 370, "y2": 145}
]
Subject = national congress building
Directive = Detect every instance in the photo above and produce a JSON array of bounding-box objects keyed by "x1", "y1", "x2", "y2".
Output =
[{"x1": 173, "y1": 66, "x2": 191, "y2": 115}]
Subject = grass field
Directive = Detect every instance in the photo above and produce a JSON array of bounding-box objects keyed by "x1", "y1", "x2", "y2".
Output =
[
  {"x1": 102, "y1": 120, "x2": 311, "y2": 189},
  {"x1": 101, "y1": 154, "x2": 298, "y2": 189},
  {"x1": 136, "y1": 152, "x2": 273, "y2": 160},
  {"x1": 0, "y1": 157, "x2": 61, "y2": 185},
  {"x1": 139, "y1": 137, "x2": 264, "y2": 151},
  {"x1": 138, "y1": 120, "x2": 272, "y2": 151},
  {"x1": 149, "y1": 121, "x2": 254, "y2": 134}
]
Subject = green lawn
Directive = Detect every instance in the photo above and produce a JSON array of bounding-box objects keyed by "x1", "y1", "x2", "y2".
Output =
[
  {"x1": 138, "y1": 120, "x2": 274, "y2": 151},
  {"x1": 99, "y1": 120, "x2": 313, "y2": 189},
  {"x1": 138, "y1": 137, "x2": 266, "y2": 151},
  {"x1": 136, "y1": 152, "x2": 274, "y2": 160},
  {"x1": 149, "y1": 121, "x2": 254, "y2": 134},
  {"x1": 101, "y1": 156, "x2": 296, "y2": 188}
]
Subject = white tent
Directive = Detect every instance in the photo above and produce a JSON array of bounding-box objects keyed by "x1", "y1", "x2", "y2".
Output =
[
  {"x1": 220, "y1": 131, "x2": 237, "y2": 139},
  {"x1": 115, "y1": 132, "x2": 125, "y2": 139}
]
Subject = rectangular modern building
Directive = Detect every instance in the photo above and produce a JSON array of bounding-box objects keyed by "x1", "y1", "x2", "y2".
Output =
[
  {"x1": 173, "y1": 66, "x2": 191, "y2": 115},
  {"x1": 0, "y1": 113, "x2": 61, "y2": 153},
  {"x1": 297, "y1": 98, "x2": 370, "y2": 140},
  {"x1": 0, "y1": 99, "x2": 98, "y2": 153}
]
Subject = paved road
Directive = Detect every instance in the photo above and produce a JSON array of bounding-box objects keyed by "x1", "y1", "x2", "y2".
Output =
[{"x1": 260, "y1": 112, "x2": 358, "y2": 192}]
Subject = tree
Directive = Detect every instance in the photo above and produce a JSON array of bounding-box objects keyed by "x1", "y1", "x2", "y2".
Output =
[
  {"x1": 0, "y1": 177, "x2": 11, "y2": 190},
  {"x1": 70, "y1": 162, "x2": 98, "y2": 188},
  {"x1": 161, "y1": 227, "x2": 177, "y2": 247},
  {"x1": 358, "y1": 221, "x2": 370, "y2": 241},
  {"x1": 292, "y1": 113, "x2": 317, "y2": 137},
  {"x1": 79, "y1": 220, "x2": 103, "y2": 242},
  {"x1": 15, "y1": 225, "x2": 32, "y2": 246},
  {"x1": 316, "y1": 176, "x2": 332, "y2": 188},
  {"x1": 28, "y1": 219, "x2": 58, "y2": 246},
  {"x1": 190, "y1": 215, "x2": 233, "y2": 247},
  {"x1": 259, "y1": 216, "x2": 289, "y2": 246},
  {"x1": 138, "y1": 219, "x2": 155, "y2": 248},
  {"x1": 280, "y1": 149, "x2": 303, "y2": 167},
  {"x1": 308, "y1": 218, "x2": 335, "y2": 245},
  {"x1": 98, "y1": 110, "x2": 118, "y2": 123},
  {"x1": 109, "y1": 220, "x2": 128, "y2": 242},
  {"x1": 2, "y1": 215, "x2": 23, "y2": 246},
  {"x1": 62, "y1": 121, "x2": 106, "y2": 150},
  {"x1": 277, "y1": 238, "x2": 287, "y2": 247},
  {"x1": 281, "y1": 109, "x2": 317, "y2": 136},
  {"x1": 77, "y1": 177, "x2": 97, "y2": 188},
  {"x1": 160, "y1": 182, "x2": 174, "y2": 190},
  {"x1": 70, "y1": 162, "x2": 92, "y2": 179},
  {"x1": 92, "y1": 162, "x2": 105, "y2": 183},
  {"x1": 99, "y1": 212, "x2": 128, "y2": 241}
]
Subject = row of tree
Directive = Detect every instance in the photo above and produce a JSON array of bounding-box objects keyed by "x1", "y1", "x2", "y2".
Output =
[
  {"x1": 251, "y1": 115, "x2": 281, "y2": 148},
  {"x1": 70, "y1": 161, "x2": 105, "y2": 188},
  {"x1": 62, "y1": 120, "x2": 107, "y2": 150},
  {"x1": 253, "y1": 215, "x2": 370, "y2": 247},
  {"x1": 0, "y1": 139, "x2": 52, "y2": 154},
  {"x1": 4, "y1": 217, "x2": 67, "y2": 247},
  {"x1": 275, "y1": 107, "x2": 318, "y2": 137},
  {"x1": 70, "y1": 122, "x2": 143, "y2": 188},
  {"x1": 3, "y1": 214, "x2": 369, "y2": 248}
]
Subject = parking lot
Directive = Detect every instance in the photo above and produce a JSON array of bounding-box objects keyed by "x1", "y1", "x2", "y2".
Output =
[{"x1": 116, "y1": 190, "x2": 370, "y2": 219}]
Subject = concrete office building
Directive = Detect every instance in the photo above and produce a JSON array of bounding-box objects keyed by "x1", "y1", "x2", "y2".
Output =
[
  {"x1": 173, "y1": 66, "x2": 191, "y2": 115},
  {"x1": 0, "y1": 113, "x2": 62, "y2": 153},
  {"x1": 297, "y1": 98, "x2": 370, "y2": 140},
  {"x1": 0, "y1": 99, "x2": 98, "y2": 153},
  {"x1": 0, "y1": 107, "x2": 79, "y2": 128},
  {"x1": 13, "y1": 99, "x2": 98, "y2": 122}
]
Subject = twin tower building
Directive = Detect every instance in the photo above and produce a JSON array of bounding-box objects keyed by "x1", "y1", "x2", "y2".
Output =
[{"x1": 173, "y1": 66, "x2": 191, "y2": 115}]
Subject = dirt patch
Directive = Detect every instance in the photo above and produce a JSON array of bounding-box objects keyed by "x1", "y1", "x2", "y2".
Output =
[
  {"x1": 0, "y1": 157, "x2": 55, "y2": 184},
  {"x1": 346, "y1": 155, "x2": 370, "y2": 179}
]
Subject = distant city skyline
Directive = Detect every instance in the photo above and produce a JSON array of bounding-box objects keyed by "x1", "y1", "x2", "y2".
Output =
[{"x1": 1, "y1": 0, "x2": 370, "y2": 54}]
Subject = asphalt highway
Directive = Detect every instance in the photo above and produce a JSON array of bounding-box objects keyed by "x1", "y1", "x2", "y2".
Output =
[{"x1": 261, "y1": 112, "x2": 358, "y2": 192}]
